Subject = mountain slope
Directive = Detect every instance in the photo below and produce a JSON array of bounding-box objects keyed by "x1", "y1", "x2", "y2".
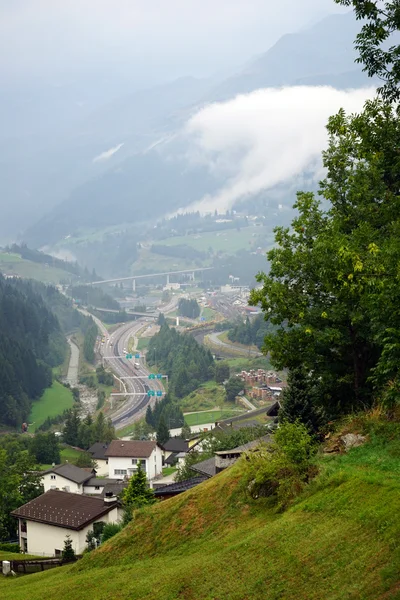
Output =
[
  {"x1": 2, "y1": 420, "x2": 400, "y2": 599},
  {"x1": 23, "y1": 12, "x2": 372, "y2": 250}
]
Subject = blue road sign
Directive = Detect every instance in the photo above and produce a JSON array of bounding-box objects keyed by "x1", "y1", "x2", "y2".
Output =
[
  {"x1": 135, "y1": 353, "x2": 140, "y2": 358},
  {"x1": 156, "y1": 391, "x2": 163, "y2": 397},
  {"x1": 156, "y1": 374, "x2": 162, "y2": 379}
]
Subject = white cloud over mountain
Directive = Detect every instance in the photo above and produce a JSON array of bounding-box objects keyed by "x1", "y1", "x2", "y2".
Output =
[{"x1": 183, "y1": 86, "x2": 375, "y2": 213}]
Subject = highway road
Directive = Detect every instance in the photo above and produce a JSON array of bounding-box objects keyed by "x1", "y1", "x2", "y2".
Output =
[{"x1": 88, "y1": 313, "x2": 164, "y2": 429}]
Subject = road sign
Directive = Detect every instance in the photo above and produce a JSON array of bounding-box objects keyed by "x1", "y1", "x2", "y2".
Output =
[
  {"x1": 135, "y1": 353, "x2": 140, "y2": 358},
  {"x1": 156, "y1": 374, "x2": 162, "y2": 379},
  {"x1": 156, "y1": 391, "x2": 163, "y2": 397},
  {"x1": 147, "y1": 390, "x2": 155, "y2": 397},
  {"x1": 125, "y1": 354, "x2": 133, "y2": 359},
  {"x1": 148, "y1": 374, "x2": 155, "y2": 379}
]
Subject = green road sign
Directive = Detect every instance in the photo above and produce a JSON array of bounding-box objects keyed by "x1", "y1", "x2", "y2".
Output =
[
  {"x1": 125, "y1": 354, "x2": 133, "y2": 359},
  {"x1": 148, "y1": 374, "x2": 155, "y2": 379}
]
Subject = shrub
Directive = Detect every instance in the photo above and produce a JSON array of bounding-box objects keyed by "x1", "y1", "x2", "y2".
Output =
[
  {"x1": 0, "y1": 543, "x2": 20, "y2": 553},
  {"x1": 101, "y1": 523, "x2": 122, "y2": 543},
  {"x1": 243, "y1": 421, "x2": 317, "y2": 510}
]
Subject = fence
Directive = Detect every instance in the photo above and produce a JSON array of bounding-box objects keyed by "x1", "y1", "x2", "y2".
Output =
[{"x1": 2, "y1": 555, "x2": 82, "y2": 575}]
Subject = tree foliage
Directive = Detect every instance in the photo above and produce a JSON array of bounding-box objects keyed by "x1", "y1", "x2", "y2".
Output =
[
  {"x1": 147, "y1": 324, "x2": 214, "y2": 398},
  {"x1": 228, "y1": 314, "x2": 275, "y2": 349},
  {"x1": 251, "y1": 99, "x2": 400, "y2": 416},
  {"x1": 244, "y1": 421, "x2": 317, "y2": 510},
  {"x1": 178, "y1": 298, "x2": 201, "y2": 319},
  {"x1": 62, "y1": 535, "x2": 76, "y2": 561},
  {"x1": 63, "y1": 407, "x2": 116, "y2": 449},
  {"x1": 122, "y1": 464, "x2": 156, "y2": 524},
  {"x1": 335, "y1": 0, "x2": 400, "y2": 102},
  {"x1": 225, "y1": 377, "x2": 244, "y2": 402}
]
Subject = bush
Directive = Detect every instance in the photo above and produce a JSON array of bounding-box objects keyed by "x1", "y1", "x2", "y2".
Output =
[
  {"x1": 0, "y1": 543, "x2": 20, "y2": 553},
  {"x1": 243, "y1": 421, "x2": 317, "y2": 510},
  {"x1": 101, "y1": 523, "x2": 122, "y2": 543}
]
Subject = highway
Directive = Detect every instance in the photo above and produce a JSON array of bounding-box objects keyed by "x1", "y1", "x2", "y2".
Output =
[{"x1": 88, "y1": 313, "x2": 164, "y2": 429}]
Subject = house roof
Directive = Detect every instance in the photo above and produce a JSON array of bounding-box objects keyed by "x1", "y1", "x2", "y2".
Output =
[
  {"x1": 215, "y1": 435, "x2": 272, "y2": 456},
  {"x1": 105, "y1": 440, "x2": 157, "y2": 458},
  {"x1": 88, "y1": 442, "x2": 109, "y2": 460},
  {"x1": 190, "y1": 457, "x2": 217, "y2": 478},
  {"x1": 100, "y1": 481, "x2": 128, "y2": 498},
  {"x1": 162, "y1": 438, "x2": 189, "y2": 453},
  {"x1": 84, "y1": 477, "x2": 116, "y2": 487},
  {"x1": 153, "y1": 476, "x2": 208, "y2": 497},
  {"x1": 43, "y1": 463, "x2": 92, "y2": 485},
  {"x1": 11, "y1": 490, "x2": 118, "y2": 531},
  {"x1": 165, "y1": 452, "x2": 178, "y2": 466}
]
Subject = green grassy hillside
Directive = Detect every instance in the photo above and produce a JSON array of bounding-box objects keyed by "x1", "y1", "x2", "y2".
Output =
[
  {"x1": 0, "y1": 252, "x2": 79, "y2": 285},
  {"x1": 2, "y1": 418, "x2": 400, "y2": 599}
]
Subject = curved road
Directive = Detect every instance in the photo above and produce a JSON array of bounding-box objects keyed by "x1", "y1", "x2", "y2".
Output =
[
  {"x1": 95, "y1": 318, "x2": 164, "y2": 429},
  {"x1": 207, "y1": 332, "x2": 262, "y2": 357}
]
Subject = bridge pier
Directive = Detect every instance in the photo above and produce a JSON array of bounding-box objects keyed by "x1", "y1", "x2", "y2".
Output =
[
  {"x1": 132, "y1": 279, "x2": 136, "y2": 292},
  {"x1": 166, "y1": 274, "x2": 170, "y2": 285}
]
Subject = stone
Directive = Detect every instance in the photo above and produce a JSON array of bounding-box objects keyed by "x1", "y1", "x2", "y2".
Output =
[{"x1": 340, "y1": 433, "x2": 366, "y2": 451}]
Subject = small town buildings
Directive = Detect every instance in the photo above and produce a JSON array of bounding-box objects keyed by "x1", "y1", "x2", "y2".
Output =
[
  {"x1": 42, "y1": 464, "x2": 93, "y2": 494},
  {"x1": 87, "y1": 442, "x2": 109, "y2": 476},
  {"x1": 161, "y1": 438, "x2": 189, "y2": 467},
  {"x1": 153, "y1": 476, "x2": 208, "y2": 501},
  {"x1": 11, "y1": 490, "x2": 122, "y2": 556},
  {"x1": 105, "y1": 440, "x2": 163, "y2": 480}
]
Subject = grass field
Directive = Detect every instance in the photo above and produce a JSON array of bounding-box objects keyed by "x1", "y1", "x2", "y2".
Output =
[
  {"x1": 4, "y1": 416, "x2": 400, "y2": 599},
  {"x1": 184, "y1": 409, "x2": 241, "y2": 426},
  {"x1": 29, "y1": 382, "x2": 75, "y2": 432},
  {"x1": 38, "y1": 446, "x2": 86, "y2": 470},
  {"x1": 0, "y1": 252, "x2": 78, "y2": 285},
  {"x1": 137, "y1": 337, "x2": 150, "y2": 351},
  {"x1": 162, "y1": 467, "x2": 177, "y2": 476},
  {"x1": 180, "y1": 381, "x2": 227, "y2": 412},
  {"x1": 160, "y1": 225, "x2": 273, "y2": 254}
]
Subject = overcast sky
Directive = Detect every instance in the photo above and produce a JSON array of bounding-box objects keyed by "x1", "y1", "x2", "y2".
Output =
[{"x1": 0, "y1": 0, "x2": 346, "y2": 88}]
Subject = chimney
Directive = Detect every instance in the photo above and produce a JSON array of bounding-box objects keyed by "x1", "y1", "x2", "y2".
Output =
[{"x1": 104, "y1": 491, "x2": 117, "y2": 504}]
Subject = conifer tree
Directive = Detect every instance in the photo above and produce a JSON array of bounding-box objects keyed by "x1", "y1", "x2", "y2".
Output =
[
  {"x1": 156, "y1": 415, "x2": 170, "y2": 445},
  {"x1": 62, "y1": 535, "x2": 76, "y2": 561}
]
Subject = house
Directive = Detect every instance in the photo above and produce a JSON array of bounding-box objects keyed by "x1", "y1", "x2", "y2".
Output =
[
  {"x1": 42, "y1": 464, "x2": 94, "y2": 494},
  {"x1": 87, "y1": 442, "x2": 110, "y2": 476},
  {"x1": 153, "y1": 476, "x2": 208, "y2": 501},
  {"x1": 191, "y1": 436, "x2": 272, "y2": 479},
  {"x1": 11, "y1": 490, "x2": 122, "y2": 556},
  {"x1": 83, "y1": 477, "x2": 122, "y2": 496},
  {"x1": 161, "y1": 438, "x2": 189, "y2": 467},
  {"x1": 105, "y1": 440, "x2": 163, "y2": 480}
]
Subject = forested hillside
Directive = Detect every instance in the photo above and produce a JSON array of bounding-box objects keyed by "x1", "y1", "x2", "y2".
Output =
[
  {"x1": 0, "y1": 277, "x2": 62, "y2": 427},
  {"x1": 0, "y1": 277, "x2": 94, "y2": 428},
  {"x1": 147, "y1": 324, "x2": 214, "y2": 398}
]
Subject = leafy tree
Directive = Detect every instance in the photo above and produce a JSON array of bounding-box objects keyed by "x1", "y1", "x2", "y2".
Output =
[
  {"x1": 74, "y1": 451, "x2": 97, "y2": 469},
  {"x1": 30, "y1": 433, "x2": 60, "y2": 464},
  {"x1": 156, "y1": 415, "x2": 170, "y2": 446},
  {"x1": 335, "y1": 0, "x2": 400, "y2": 102},
  {"x1": 244, "y1": 421, "x2": 317, "y2": 509},
  {"x1": 0, "y1": 447, "x2": 43, "y2": 540},
  {"x1": 215, "y1": 362, "x2": 230, "y2": 384},
  {"x1": 62, "y1": 535, "x2": 76, "y2": 561},
  {"x1": 83, "y1": 321, "x2": 98, "y2": 363},
  {"x1": 279, "y1": 368, "x2": 324, "y2": 436},
  {"x1": 225, "y1": 377, "x2": 243, "y2": 402}
]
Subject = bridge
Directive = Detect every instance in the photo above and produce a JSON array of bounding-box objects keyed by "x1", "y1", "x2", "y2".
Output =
[{"x1": 90, "y1": 267, "x2": 214, "y2": 291}]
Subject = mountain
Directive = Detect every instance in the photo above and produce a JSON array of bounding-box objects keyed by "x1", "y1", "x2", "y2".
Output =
[{"x1": 23, "y1": 11, "x2": 372, "y2": 252}]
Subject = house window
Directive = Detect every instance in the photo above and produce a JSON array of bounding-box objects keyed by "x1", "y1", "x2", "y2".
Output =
[
  {"x1": 50, "y1": 475, "x2": 56, "y2": 480},
  {"x1": 21, "y1": 521, "x2": 27, "y2": 534},
  {"x1": 106, "y1": 460, "x2": 108, "y2": 464},
  {"x1": 131, "y1": 459, "x2": 137, "y2": 465},
  {"x1": 114, "y1": 469, "x2": 127, "y2": 476},
  {"x1": 54, "y1": 549, "x2": 62, "y2": 557},
  {"x1": 95, "y1": 486, "x2": 100, "y2": 490}
]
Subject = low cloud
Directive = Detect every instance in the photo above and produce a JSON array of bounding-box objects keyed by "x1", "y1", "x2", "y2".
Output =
[
  {"x1": 92, "y1": 143, "x2": 124, "y2": 163},
  {"x1": 183, "y1": 86, "x2": 375, "y2": 213}
]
